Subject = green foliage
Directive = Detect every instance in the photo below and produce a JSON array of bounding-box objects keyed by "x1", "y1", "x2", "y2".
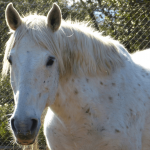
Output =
[
  {"x1": 0, "y1": 76, "x2": 12, "y2": 105},
  {"x1": 0, "y1": 100, "x2": 14, "y2": 145},
  {"x1": 96, "y1": 0, "x2": 150, "y2": 52},
  {"x1": 38, "y1": 126, "x2": 47, "y2": 148},
  {"x1": 0, "y1": 74, "x2": 13, "y2": 145}
]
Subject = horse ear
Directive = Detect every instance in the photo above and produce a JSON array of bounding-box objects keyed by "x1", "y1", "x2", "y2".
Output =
[
  {"x1": 5, "y1": 3, "x2": 21, "y2": 31},
  {"x1": 47, "y1": 3, "x2": 62, "y2": 32}
]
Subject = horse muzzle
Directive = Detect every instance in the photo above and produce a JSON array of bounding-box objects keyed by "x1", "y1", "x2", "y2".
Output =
[{"x1": 10, "y1": 117, "x2": 40, "y2": 145}]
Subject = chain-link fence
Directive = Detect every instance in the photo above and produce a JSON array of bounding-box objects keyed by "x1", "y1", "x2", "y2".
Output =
[{"x1": 0, "y1": 0, "x2": 150, "y2": 150}]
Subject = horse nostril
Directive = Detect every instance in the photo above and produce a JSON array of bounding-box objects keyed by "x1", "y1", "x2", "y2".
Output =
[
  {"x1": 11, "y1": 118, "x2": 16, "y2": 132},
  {"x1": 31, "y1": 119, "x2": 38, "y2": 133}
]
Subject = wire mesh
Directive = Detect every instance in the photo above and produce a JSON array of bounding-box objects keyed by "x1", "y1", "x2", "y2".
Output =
[{"x1": 0, "y1": 0, "x2": 150, "y2": 149}]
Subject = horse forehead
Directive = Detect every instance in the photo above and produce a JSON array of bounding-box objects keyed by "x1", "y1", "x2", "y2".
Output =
[
  {"x1": 12, "y1": 37, "x2": 45, "y2": 66},
  {"x1": 17, "y1": 34, "x2": 41, "y2": 53}
]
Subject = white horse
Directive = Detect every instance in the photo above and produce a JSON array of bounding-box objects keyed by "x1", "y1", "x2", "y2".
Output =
[{"x1": 2, "y1": 3, "x2": 150, "y2": 150}]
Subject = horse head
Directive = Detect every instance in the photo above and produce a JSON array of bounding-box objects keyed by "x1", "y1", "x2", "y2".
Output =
[{"x1": 5, "y1": 3, "x2": 61, "y2": 145}]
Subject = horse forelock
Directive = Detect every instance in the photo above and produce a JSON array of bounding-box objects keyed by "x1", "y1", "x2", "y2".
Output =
[{"x1": 2, "y1": 14, "x2": 127, "y2": 78}]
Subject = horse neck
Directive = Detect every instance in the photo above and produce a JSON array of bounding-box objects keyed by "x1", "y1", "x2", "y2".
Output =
[
  {"x1": 50, "y1": 74, "x2": 119, "y2": 126},
  {"x1": 49, "y1": 62, "x2": 140, "y2": 126}
]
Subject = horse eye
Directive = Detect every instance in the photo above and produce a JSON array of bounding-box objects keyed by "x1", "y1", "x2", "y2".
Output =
[
  {"x1": 46, "y1": 56, "x2": 55, "y2": 66},
  {"x1": 7, "y1": 55, "x2": 12, "y2": 65}
]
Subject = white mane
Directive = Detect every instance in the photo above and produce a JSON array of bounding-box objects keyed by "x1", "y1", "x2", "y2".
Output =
[{"x1": 2, "y1": 14, "x2": 127, "y2": 77}]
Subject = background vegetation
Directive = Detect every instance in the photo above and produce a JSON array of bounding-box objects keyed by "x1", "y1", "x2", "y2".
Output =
[{"x1": 0, "y1": 0, "x2": 150, "y2": 149}]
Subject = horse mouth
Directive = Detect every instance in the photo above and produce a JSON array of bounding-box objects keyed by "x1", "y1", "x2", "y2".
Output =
[
  {"x1": 13, "y1": 126, "x2": 39, "y2": 145},
  {"x1": 16, "y1": 138, "x2": 35, "y2": 145}
]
